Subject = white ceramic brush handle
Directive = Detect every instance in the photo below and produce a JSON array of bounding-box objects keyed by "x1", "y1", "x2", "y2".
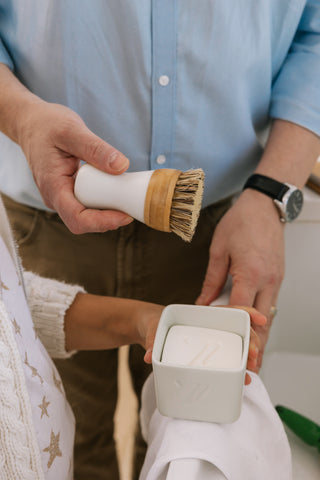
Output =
[{"x1": 74, "y1": 164, "x2": 154, "y2": 223}]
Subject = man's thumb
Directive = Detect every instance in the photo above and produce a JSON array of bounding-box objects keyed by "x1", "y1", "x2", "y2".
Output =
[
  {"x1": 61, "y1": 123, "x2": 130, "y2": 174},
  {"x1": 83, "y1": 135, "x2": 129, "y2": 174}
]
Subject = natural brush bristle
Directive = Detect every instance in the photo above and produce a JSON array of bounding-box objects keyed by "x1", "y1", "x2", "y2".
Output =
[{"x1": 169, "y1": 168, "x2": 205, "y2": 242}]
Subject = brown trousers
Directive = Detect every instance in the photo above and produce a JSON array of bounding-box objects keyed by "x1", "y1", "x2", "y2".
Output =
[{"x1": 3, "y1": 193, "x2": 231, "y2": 480}]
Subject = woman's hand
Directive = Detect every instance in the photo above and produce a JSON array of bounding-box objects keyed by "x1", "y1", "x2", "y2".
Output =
[{"x1": 134, "y1": 303, "x2": 165, "y2": 364}]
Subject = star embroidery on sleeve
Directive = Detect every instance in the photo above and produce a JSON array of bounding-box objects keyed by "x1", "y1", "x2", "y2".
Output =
[
  {"x1": 43, "y1": 430, "x2": 62, "y2": 469},
  {"x1": 0, "y1": 279, "x2": 9, "y2": 290},
  {"x1": 38, "y1": 396, "x2": 50, "y2": 419},
  {"x1": 11, "y1": 318, "x2": 22, "y2": 336},
  {"x1": 24, "y1": 352, "x2": 44, "y2": 384},
  {"x1": 52, "y1": 370, "x2": 64, "y2": 394}
]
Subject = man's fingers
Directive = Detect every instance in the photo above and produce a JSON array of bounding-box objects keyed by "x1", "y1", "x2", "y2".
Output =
[
  {"x1": 229, "y1": 279, "x2": 256, "y2": 308},
  {"x1": 216, "y1": 305, "x2": 267, "y2": 326},
  {"x1": 55, "y1": 185, "x2": 133, "y2": 234},
  {"x1": 196, "y1": 249, "x2": 229, "y2": 305},
  {"x1": 74, "y1": 209, "x2": 133, "y2": 234},
  {"x1": 253, "y1": 285, "x2": 279, "y2": 319},
  {"x1": 252, "y1": 290, "x2": 280, "y2": 372},
  {"x1": 66, "y1": 207, "x2": 133, "y2": 235},
  {"x1": 57, "y1": 122, "x2": 130, "y2": 174}
]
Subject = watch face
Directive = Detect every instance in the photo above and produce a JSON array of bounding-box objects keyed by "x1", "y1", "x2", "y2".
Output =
[{"x1": 286, "y1": 189, "x2": 303, "y2": 221}]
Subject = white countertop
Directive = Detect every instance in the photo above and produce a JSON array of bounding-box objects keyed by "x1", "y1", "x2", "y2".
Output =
[{"x1": 298, "y1": 187, "x2": 320, "y2": 222}]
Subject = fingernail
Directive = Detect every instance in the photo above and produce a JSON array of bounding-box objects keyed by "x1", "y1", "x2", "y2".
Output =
[
  {"x1": 108, "y1": 152, "x2": 129, "y2": 172},
  {"x1": 144, "y1": 348, "x2": 153, "y2": 364},
  {"x1": 120, "y1": 216, "x2": 133, "y2": 226}
]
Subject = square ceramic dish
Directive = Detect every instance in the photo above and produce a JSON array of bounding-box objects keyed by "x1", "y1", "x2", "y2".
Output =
[{"x1": 152, "y1": 304, "x2": 250, "y2": 423}]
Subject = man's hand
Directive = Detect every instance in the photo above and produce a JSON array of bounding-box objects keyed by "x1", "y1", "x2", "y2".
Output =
[
  {"x1": 196, "y1": 188, "x2": 285, "y2": 371},
  {"x1": 195, "y1": 120, "x2": 320, "y2": 371},
  {"x1": 0, "y1": 64, "x2": 133, "y2": 233},
  {"x1": 18, "y1": 101, "x2": 133, "y2": 234}
]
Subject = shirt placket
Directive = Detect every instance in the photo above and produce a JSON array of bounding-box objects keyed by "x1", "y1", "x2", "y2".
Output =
[{"x1": 150, "y1": 0, "x2": 177, "y2": 169}]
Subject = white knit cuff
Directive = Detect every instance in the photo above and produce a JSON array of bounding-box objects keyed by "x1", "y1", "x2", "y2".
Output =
[{"x1": 24, "y1": 271, "x2": 86, "y2": 359}]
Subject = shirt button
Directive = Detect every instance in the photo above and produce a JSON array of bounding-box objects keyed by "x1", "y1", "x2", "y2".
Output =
[
  {"x1": 156, "y1": 155, "x2": 166, "y2": 165},
  {"x1": 158, "y1": 75, "x2": 170, "y2": 86}
]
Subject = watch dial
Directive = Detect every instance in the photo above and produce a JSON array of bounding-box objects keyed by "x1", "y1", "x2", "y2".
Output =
[{"x1": 286, "y1": 190, "x2": 303, "y2": 221}]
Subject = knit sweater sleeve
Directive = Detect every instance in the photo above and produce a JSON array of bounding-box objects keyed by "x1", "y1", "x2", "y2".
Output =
[{"x1": 23, "y1": 271, "x2": 86, "y2": 359}]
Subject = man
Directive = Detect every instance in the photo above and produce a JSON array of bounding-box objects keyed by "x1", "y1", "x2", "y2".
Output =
[{"x1": 0, "y1": 1, "x2": 319, "y2": 478}]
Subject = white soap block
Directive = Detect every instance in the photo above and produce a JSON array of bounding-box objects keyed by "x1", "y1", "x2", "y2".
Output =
[{"x1": 161, "y1": 325, "x2": 243, "y2": 369}]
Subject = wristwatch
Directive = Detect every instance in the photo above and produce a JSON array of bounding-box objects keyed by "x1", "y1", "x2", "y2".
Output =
[{"x1": 243, "y1": 174, "x2": 304, "y2": 222}]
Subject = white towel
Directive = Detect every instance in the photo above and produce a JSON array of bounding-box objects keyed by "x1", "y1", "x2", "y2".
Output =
[
  {"x1": 139, "y1": 283, "x2": 292, "y2": 480},
  {"x1": 139, "y1": 372, "x2": 292, "y2": 480}
]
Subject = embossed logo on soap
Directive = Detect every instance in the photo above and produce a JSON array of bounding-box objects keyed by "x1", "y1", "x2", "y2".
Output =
[{"x1": 184, "y1": 336, "x2": 222, "y2": 367}]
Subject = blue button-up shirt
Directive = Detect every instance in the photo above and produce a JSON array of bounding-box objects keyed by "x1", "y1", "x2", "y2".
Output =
[{"x1": 0, "y1": 0, "x2": 319, "y2": 210}]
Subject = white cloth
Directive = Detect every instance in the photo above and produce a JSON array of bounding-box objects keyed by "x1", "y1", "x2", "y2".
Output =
[
  {"x1": 0, "y1": 236, "x2": 75, "y2": 479},
  {"x1": 0, "y1": 196, "x2": 84, "y2": 479},
  {"x1": 140, "y1": 281, "x2": 292, "y2": 479},
  {"x1": 139, "y1": 371, "x2": 292, "y2": 480}
]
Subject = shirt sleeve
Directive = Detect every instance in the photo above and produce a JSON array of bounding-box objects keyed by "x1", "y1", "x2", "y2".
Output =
[
  {"x1": 270, "y1": 0, "x2": 320, "y2": 136},
  {"x1": 23, "y1": 271, "x2": 86, "y2": 359},
  {"x1": 0, "y1": 37, "x2": 14, "y2": 69}
]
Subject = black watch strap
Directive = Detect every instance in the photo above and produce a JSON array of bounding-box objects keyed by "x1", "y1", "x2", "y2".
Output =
[{"x1": 243, "y1": 174, "x2": 289, "y2": 201}]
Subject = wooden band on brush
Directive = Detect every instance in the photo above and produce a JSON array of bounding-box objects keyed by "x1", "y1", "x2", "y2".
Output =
[{"x1": 144, "y1": 169, "x2": 182, "y2": 232}]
